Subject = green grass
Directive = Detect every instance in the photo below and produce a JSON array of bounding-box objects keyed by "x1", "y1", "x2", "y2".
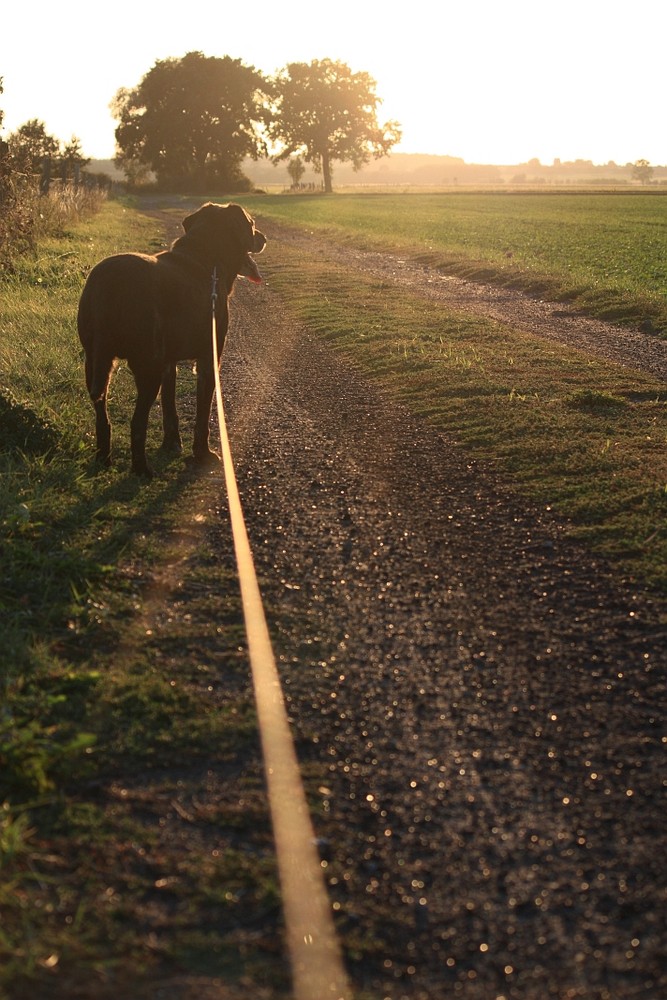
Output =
[
  {"x1": 248, "y1": 191, "x2": 667, "y2": 334},
  {"x1": 1, "y1": 201, "x2": 166, "y2": 671},
  {"x1": 0, "y1": 199, "x2": 287, "y2": 998}
]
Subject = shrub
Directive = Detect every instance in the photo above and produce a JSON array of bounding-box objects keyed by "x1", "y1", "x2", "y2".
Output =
[
  {"x1": 0, "y1": 175, "x2": 107, "y2": 272},
  {"x1": 0, "y1": 389, "x2": 60, "y2": 456}
]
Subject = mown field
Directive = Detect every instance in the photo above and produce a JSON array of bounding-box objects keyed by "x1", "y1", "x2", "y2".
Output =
[
  {"x1": 0, "y1": 191, "x2": 665, "y2": 997},
  {"x1": 250, "y1": 190, "x2": 667, "y2": 336}
]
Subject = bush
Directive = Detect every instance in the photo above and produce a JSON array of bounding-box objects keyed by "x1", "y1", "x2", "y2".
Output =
[
  {"x1": 0, "y1": 174, "x2": 107, "y2": 272},
  {"x1": 0, "y1": 389, "x2": 60, "y2": 456}
]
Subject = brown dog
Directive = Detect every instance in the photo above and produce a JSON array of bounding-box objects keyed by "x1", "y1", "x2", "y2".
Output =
[{"x1": 77, "y1": 202, "x2": 266, "y2": 476}]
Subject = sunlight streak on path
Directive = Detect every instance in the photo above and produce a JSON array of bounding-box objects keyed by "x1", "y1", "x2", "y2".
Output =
[{"x1": 211, "y1": 296, "x2": 352, "y2": 1000}]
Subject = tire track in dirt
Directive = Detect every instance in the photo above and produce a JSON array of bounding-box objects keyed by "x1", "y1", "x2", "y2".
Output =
[{"x1": 216, "y1": 244, "x2": 666, "y2": 999}]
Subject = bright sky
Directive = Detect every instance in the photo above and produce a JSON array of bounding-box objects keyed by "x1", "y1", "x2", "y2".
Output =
[{"x1": 2, "y1": 0, "x2": 664, "y2": 167}]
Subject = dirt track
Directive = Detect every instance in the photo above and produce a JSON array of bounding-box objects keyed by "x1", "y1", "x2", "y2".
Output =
[
  {"x1": 266, "y1": 222, "x2": 667, "y2": 382},
  {"x1": 145, "y1": 208, "x2": 667, "y2": 999}
]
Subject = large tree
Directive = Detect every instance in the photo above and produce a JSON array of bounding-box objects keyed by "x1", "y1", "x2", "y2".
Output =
[
  {"x1": 6, "y1": 119, "x2": 59, "y2": 175},
  {"x1": 112, "y1": 51, "x2": 269, "y2": 191},
  {"x1": 3, "y1": 121, "x2": 88, "y2": 191},
  {"x1": 268, "y1": 59, "x2": 401, "y2": 193},
  {"x1": 631, "y1": 159, "x2": 654, "y2": 185}
]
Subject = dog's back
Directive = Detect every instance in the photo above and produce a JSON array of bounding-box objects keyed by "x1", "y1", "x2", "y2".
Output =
[{"x1": 78, "y1": 253, "x2": 160, "y2": 364}]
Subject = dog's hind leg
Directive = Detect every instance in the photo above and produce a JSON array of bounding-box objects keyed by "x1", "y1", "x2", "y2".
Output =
[
  {"x1": 159, "y1": 364, "x2": 183, "y2": 455},
  {"x1": 86, "y1": 353, "x2": 114, "y2": 467},
  {"x1": 129, "y1": 366, "x2": 162, "y2": 478}
]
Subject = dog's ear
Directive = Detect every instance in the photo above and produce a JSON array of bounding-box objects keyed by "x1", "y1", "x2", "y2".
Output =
[
  {"x1": 221, "y1": 205, "x2": 266, "y2": 283},
  {"x1": 225, "y1": 204, "x2": 266, "y2": 255},
  {"x1": 225, "y1": 204, "x2": 254, "y2": 252},
  {"x1": 182, "y1": 203, "x2": 216, "y2": 233}
]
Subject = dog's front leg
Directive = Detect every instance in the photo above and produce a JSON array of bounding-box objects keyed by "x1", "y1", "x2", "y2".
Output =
[
  {"x1": 130, "y1": 368, "x2": 162, "y2": 477},
  {"x1": 159, "y1": 364, "x2": 182, "y2": 454},
  {"x1": 192, "y1": 363, "x2": 221, "y2": 467}
]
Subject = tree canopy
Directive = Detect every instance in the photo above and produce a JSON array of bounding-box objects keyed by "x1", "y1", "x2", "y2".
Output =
[
  {"x1": 112, "y1": 51, "x2": 269, "y2": 191},
  {"x1": 267, "y1": 59, "x2": 401, "y2": 193},
  {"x1": 3, "y1": 55, "x2": 402, "y2": 194},
  {"x1": 6, "y1": 119, "x2": 60, "y2": 174},
  {"x1": 631, "y1": 159, "x2": 654, "y2": 185},
  {"x1": 1, "y1": 119, "x2": 88, "y2": 189}
]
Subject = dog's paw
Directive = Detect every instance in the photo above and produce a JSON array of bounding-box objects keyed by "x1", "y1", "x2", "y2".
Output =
[
  {"x1": 160, "y1": 438, "x2": 183, "y2": 456},
  {"x1": 131, "y1": 462, "x2": 155, "y2": 479},
  {"x1": 191, "y1": 449, "x2": 222, "y2": 469}
]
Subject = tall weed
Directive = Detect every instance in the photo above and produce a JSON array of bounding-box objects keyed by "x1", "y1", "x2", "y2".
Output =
[{"x1": 0, "y1": 178, "x2": 107, "y2": 272}]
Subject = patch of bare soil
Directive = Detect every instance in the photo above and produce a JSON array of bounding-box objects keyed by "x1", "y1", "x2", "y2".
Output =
[{"x1": 101, "y1": 210, "x2": 667, "y2": 999}]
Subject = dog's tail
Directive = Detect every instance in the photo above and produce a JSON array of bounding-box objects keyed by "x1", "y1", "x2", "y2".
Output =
[
  {"x1": 85, "y1": 355, "x2": 116, "y2": 404},
  {"x1": 78, "y1": 286, "x2": 115, "y2": 403}
]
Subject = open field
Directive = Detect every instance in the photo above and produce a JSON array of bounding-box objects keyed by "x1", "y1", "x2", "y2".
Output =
[
  {"x1": 1, "y1": 194, "x2": 666, "y2": 998},
  {"x1": 247, "y1": 191, "x2": 667, "y2": 336}
]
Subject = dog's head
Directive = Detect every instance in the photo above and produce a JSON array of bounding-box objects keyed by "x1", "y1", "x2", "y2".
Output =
[{"x1": 182, "y1": 202, "x2": 266, "y2": 283}]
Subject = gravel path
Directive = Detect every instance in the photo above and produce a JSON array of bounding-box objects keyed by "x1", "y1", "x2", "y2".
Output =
[
  {"x1": 209, "y1": 221, "x2": 666, "y2": 1000},
  {"x1": 132, "y1": 206, "x2": 666, "y2": 999}
]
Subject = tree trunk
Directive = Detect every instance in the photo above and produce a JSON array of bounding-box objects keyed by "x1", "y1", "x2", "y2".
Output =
[{"x1": 322, "y1": 151, "x2": 333, "y2": 194}]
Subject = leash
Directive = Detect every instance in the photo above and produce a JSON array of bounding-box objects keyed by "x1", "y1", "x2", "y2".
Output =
[{"x1": 210, "y1": 269, "x2": 351, "y2": 1000}]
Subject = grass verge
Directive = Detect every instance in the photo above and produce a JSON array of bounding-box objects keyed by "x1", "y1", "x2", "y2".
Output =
[
  {"x1": 262, "y1": 238, "x2": 666, "y2": 593},
  {"x1": 0, "y1": 199, "x2": 286, "y2": 998}
]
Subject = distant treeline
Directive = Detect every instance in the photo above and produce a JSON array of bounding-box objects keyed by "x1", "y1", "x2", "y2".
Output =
[
  {"x1": 244, "y1": 152, "x2": 667, "y2": 188},
  {"x1": 88, "y1": 152, "x2": 666, "y2": 190}
]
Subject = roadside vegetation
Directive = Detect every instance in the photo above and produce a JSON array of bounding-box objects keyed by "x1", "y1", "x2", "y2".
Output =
[
  {"x1": 248, "y1": 191, "x2": 666, "y2": 589},
  {"x1": 0, "y1": 174, "x2": 107, "y2": 273},
  {"x1": 0, "y1": 193, "x2": 665, "y2": 997},
  {"x1": 0, "y1": 200, "x2": 283, "y2": 997}
]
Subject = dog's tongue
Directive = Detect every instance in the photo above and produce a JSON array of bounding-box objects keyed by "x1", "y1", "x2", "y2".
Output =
[{"x1": 239, "y1": 253, "x2": 262, "y2": 283}]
